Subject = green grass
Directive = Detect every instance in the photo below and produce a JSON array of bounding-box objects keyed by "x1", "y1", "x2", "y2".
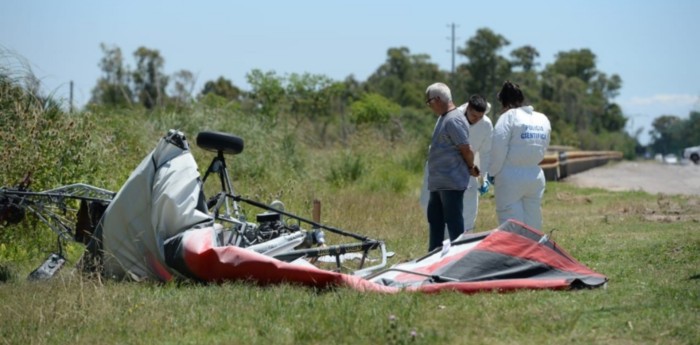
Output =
[{"x1": 1, "y1": 182, "x2": 698, "y2": 345}]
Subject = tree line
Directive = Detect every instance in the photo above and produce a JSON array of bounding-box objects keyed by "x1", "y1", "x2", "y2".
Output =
[
  {"x1": 88, "y1": 27, "x2": 663, "y2": 157},
  {"x1": 648, "y1": 113, "x2": 700, "y2": 155}
]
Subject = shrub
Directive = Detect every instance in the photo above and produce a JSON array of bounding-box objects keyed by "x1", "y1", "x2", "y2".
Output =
[{"x1": 326, "y1": 151, "x2": 364, "y2": 187}]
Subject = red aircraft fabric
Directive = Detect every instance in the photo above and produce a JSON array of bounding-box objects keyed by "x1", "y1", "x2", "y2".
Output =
[{"x1": 171, "y1": 220, "x2": 607, "y2": 294}]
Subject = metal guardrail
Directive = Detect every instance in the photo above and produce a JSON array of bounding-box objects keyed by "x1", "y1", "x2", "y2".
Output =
[{"x1": 539, "y1": 150, "x2": 623, "y2": 181}]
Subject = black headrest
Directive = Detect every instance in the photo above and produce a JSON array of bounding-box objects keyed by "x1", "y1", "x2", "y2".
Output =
[{"x1": 196, "y1": 131, "x2": 244, "y2": 155}]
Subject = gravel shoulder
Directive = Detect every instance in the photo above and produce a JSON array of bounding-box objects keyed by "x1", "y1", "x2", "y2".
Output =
[{"x1": 563, "y1": 160, "x2": 700, "y2": 196}]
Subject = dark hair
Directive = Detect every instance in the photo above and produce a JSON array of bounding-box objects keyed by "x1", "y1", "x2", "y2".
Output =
[
  {"x1": 467, "y1": 94, "x2": 487, "y2": 112},
  {"x1": 497, "y1": 81, "x2": 524, "y2": 108}
]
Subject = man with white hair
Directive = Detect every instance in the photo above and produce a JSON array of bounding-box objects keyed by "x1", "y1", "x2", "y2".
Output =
[
  {"x1": 420, "y1": 94, "x2": 492, "y2": 234},
  {"x1": 424, "y1": 83, "x2": 479, "y2": 252}
]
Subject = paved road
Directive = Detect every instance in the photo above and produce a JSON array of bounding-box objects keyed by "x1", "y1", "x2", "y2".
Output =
[{"x1": 563, "y1": 160, "x2": 700, "y2": 196}]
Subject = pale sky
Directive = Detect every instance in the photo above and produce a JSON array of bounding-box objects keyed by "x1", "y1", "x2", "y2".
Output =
[{"x1": 2, "y1": 0, "x2": 699, "y2": 144}]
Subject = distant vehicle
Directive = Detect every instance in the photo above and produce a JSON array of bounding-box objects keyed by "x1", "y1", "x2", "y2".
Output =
[
  {"x1": 663, "y1": 154, "x2": 678, "y2": 165},
  {"x1": 683, "y1": 145, "x2": 700, "y2": 164}
]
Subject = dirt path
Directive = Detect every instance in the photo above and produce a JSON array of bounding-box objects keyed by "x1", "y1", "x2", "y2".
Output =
[{"x1": 563, "y1": 160, "x2": 700, "y2": 196}]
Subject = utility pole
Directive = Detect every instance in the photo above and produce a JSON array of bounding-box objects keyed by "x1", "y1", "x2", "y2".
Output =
[
  {"x1": 446, "y1": 23, "x2": 459, "y2": 86},
  {"x1": 69, "y1": 81, "x2": 74, "y2": 113},
  {"x1": 450, "y1": 23, "x2": 456, "y2": 76}
]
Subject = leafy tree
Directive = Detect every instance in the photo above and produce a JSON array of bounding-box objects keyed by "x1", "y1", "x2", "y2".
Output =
[
  {"x1": 546, "y1": 49, "x2": 598, "y2": 84},
  {"x1": 595, "y1": 103, "x2": 627, "y2": 133},
  {"x1": 132, "y1": 46, "x2": 168, "y2": 109},
  {"x1": 510, "y1": 45, "x2": 540, "y2": 72},
  {"x1": 591, "y1": 72, "x2": 622, "y2": 100},
  {"x1": 649, "y1": 111, "x2": 700, "y2": 154},
  {"x1": 457, "y1": 28, "x2": 511, "y2": 100},
  {"x1": 505, "y1": 45, "x2": 542, "y2": 110},
  {"x1": 649, "y1": 115, "x2": 684, "y2": 154},
  {"x1": 350, "y1": 92, "x2": 402, "y2": 141},
  {"x1": 337, "y1": 75, "x2": 364, "y2": 144},
  {"x1": 199, "y1": 76, "x2": 241, "y2": 101},
  {"x1": 90, "y1": 43, "x2": 133, "y2": 107},
  {"x1": 246, "y1": 69, "x2": 285, "y2": 123},
  {"x1": 680, "y1": 111, "x2": 700, "y2": 146},
  {"x1": 285, "y1": 72, "x2": 339, "y2": 143},
  {"x1": 286, "y1": 73, "x2": 334, "y2": 122},
  {"x1": 450, "y1": 64, "x2": 472, "y2": 103},
  {"x1": 365, "y1": 47, "x2": 444, "y2": 108},
  {"x1": 541, "y1": 73, "x2": 588, "y2": 129},
  {"x1": 350, "y1": 92, "x2": 400, "y2": 126},
  {"x1": 169, "y1": 69, "x2": 196, "y2": 106},
  {"x1": 340, "y1": 75, "x2": 363, "y2": 104},
  {"x1": 539, "y1": 49, "x2": 629, "y2": 140},
  {"x1": 587, "y1": 73, "x2": 625, "y2": 133}
]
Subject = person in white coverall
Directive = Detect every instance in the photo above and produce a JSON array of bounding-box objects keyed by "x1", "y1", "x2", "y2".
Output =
[
  {"x1": 489, "y1": 81, "x2": 551, "y2": 230},
  {"x1": 420, "y1": 94, "x2": 493, "y2": 234}
]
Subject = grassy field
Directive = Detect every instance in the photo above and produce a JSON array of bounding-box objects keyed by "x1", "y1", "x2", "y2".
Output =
[
  {"x1": 1, "y1": 179, "x2": 698, "y2": 344},
  {"x1": 0, "y1": 86, "x2": 698, "y2": 344}
]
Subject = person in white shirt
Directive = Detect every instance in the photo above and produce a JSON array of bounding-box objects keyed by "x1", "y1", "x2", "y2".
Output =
[
  {"x1": 420, "y1": 94, "x2": 492, "y2": 234},
  {"x1": 489, "y1": 81, "x2": 551, "y2": 230}
]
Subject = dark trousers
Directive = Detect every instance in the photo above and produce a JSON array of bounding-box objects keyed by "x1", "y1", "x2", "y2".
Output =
[{"x1": 427, "y1": 190, "x2": 465, "y2": 251}]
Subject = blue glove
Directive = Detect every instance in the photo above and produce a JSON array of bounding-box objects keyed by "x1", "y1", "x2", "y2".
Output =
[{"x1": 478, "y1": 179, "x2": 491, "y2": 196}]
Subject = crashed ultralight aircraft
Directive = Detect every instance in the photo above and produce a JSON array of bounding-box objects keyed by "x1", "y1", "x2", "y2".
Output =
[{"x1": 1, "y1": 130, "x2": 606, "y2": 293}]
